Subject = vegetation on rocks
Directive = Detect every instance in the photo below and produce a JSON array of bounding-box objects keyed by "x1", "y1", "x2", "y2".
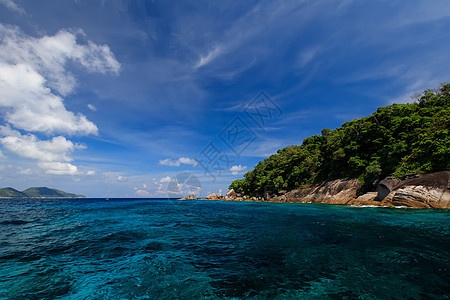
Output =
[{"x1": 230, "y1": 84, "x2": 450, "y2": 197}]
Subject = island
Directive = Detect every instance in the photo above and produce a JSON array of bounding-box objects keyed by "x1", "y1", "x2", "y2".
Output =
[
  {"x1": 183, "y1": 84, "x2": 450, "y2": 208},
  {"x1": 0, "y1": 187, "x2": 85, "y2": 198}
]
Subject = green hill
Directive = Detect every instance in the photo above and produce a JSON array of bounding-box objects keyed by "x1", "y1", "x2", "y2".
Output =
[
  {"x1": 22, "y1": 187, "x2": 83, "y2": 198},
  {"x1": 0, "y1": 187, "x2": 29, "y2": 198},
  {"x1": 0, "y1": 187, "x2": 85, "y2": 198},
  {"x1": 230, "y1": 84, "x2": 450, "y2": 197}
]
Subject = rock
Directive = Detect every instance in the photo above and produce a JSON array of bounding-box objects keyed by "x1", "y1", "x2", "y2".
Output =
[
  {"x1": 206, "y1": 193, "x2": 218, "y2": 200},
  {"x1": 179, "y1": 194, "x2": 196, "y2": 200},
  {"x1": 387, "y1": 171, "x2": 450, "y2": 208},
  {"x1": 376, "y1": 177, "x2": 401, "y2": 201},
  {"x1": 225, "y1": 189, "x2": 236, "y2": 200},
  {"x1": 348, "y1": 192, "x2": 388, "y2": 206},
  {"x1": 250, "y1": 197, "x2": 257, "y2": 201},
  {"x1": 285, "y1": 178, "x2": 361, "y2": 204}
]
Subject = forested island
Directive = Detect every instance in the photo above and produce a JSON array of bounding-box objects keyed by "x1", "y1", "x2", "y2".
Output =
[
  {"x1": 0, "y1": 187, "x2": 85, "y2": 198},
  {"x1": 220, "y1": 84, "x2": 450, "y2": 208}
]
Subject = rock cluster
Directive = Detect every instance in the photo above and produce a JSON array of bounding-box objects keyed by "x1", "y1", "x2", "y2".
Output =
[
  {"x1": 180, "y1": 171, "x2": 449, "y2": 208},
  {"x1": 178, "y1": 194, "x2": 197, "y2": 200}
]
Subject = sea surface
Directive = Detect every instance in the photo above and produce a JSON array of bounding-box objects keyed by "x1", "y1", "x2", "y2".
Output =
[{"x1": 0, "y1": 198, "x2": 449, "y2": 299}]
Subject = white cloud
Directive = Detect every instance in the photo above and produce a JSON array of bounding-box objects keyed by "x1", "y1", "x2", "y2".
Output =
[
  {"x1": 159, "y1": 157, "x2": 198, "y2": 167},
  {"x1": 230, "y1": 164, "x2": 247, "y2": 175},
  {"x1": 38, "y1": 162, "x2": 78, "y2": 175},
  {"x1": 0, "y1": 127, "x2": 84, "y2": 175},
  {"x1": 17, "y1": 167, "x2": 32, "y2": 175},
  {"x1": 0, "y1": 63, "x2": 99, "y2": 135},
  {"x1": 195, "y1": 45, "x2": 223, "y2": 68},
  {"x1": 0, "y1": 25, "x2": 120, "y2": 95},
  {"x1": 160, "y1": 176, "x2": 171, "y2": 183},
  {"x1": 0, "y1": 24, "x2": 120, "y2": 175},
  {"x1": 87, "y1": 104, "x2": 97, "y2": 111},
  {"x1": 117, "y1": 175, "x2": 127, "y2": 182},
  {"x1": 0, "y1": 0, "x2": 25, "y2": 14},
  {"x1": 178, "y1": 157, "x2": 198, "y2": 166},
  {"x1": 86, "y1": 170, "x2": 96, "y2": 176},
  {"x1": 136, "y1": 189, "x2": 150, "y2": 197}
]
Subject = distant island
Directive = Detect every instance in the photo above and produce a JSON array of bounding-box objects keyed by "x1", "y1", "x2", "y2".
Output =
[{"x1": 0, "y1": 187, "x2": 85, "y2": 198}]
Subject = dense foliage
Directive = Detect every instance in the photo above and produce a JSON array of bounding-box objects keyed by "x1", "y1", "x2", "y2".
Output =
[{"x1": 230, "y1": 84, "x2": 450, "y2": 196}]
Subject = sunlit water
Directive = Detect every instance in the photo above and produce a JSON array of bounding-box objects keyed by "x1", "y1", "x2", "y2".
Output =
[{"x1": 0, "y1": 198, "x2": 449, "y2": 299}]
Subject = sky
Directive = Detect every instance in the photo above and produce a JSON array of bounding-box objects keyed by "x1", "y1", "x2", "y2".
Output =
[{"x1": 0, "y1": 0, "x2": 449, "y2": 198}]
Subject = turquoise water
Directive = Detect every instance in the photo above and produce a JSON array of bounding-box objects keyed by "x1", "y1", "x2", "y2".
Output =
[{"x1": 0, "y1": 198, "x2": 449, "y2": 299}]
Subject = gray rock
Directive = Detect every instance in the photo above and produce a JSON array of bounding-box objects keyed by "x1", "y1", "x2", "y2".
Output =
[
  {"x1": 376, "y1": 177, "x2": 401, "y2": 201},
  {"x1": 206, "y1": 193, "x2": 218, "y2": 199},
  {"x1": 225, "y1": 189, "x2": 236, "y2": 200}
]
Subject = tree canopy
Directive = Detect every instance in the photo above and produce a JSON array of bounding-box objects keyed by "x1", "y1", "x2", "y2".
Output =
[{"x1": 230, "y1": 84, "x2": 450, "y2": 197}]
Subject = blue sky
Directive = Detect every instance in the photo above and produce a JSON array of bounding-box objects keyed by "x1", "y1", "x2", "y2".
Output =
[{"x1": 0, "y1": 0, "x2": 449, "y2": 197}]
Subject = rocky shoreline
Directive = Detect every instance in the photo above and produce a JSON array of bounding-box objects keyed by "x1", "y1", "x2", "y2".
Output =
[{"x1": 180, "y1": 171, "x2": 450, "y2": 209}]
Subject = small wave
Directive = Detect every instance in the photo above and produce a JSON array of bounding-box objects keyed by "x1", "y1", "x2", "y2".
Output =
[
  {"x1": 0, "y1": 220, "x2": 31, "y2": 225},
  {"x1": 349, "y1": 205, "x2": 388, "y2": 208}
]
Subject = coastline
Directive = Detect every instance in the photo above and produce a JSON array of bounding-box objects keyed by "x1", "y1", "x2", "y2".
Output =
[{"x1": 182, "y1": 171, "x2": 450, "y2": 209}]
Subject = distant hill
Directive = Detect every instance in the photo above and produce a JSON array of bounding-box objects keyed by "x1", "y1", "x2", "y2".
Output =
[
  {"x1": 0, "y1": 187, "x2": 85, "y2": 198},
  {"x1": 0, "y1": 187, "x2": 29, "y2": 198}
]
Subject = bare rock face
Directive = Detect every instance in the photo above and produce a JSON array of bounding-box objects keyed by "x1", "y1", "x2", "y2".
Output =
[
  {"x1": 390, "y1": 186, "x2": 450, "y2": 208},
  {"x1": 386, "y1": 171, "x2": 450, "y2": 208},
  {"x1": 225, "y1": 189, "x2": 237, "y2": 200},
  {"x1": 206, "y1": 193, "x2": 218, "y2": 200},
  {"x1": 285, "y1": 178, "x2": 361, "y2": 204}
]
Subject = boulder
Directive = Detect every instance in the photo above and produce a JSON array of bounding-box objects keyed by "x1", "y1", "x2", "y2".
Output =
[
  {"x1": 285, "y1": 178, "x2": 361, "y2": 204},
  {"x1": 387, "y1": 171, "x2": 450, "y2": 208},
  {"x1": 225, "y1": 189, "x2": 237, "y2": 200},
  {"x1": 206, "y1": 193, "x2": 218, "y2": 200}
]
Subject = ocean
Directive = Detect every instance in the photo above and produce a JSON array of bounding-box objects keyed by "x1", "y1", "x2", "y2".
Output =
[{"x1": 0, "y1": 198, "x2": 449, "y2": 299}]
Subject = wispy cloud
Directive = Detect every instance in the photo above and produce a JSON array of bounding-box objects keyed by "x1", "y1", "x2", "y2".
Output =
[{"x1": 0, "y1": 0, "x2": 25, "y2": 14}]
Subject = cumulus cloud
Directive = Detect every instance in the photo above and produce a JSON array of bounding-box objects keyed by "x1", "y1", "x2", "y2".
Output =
[
  {"x1": 0, "y1": 25, "x2": 120, "y2": 95},
  {"x1": 0, "y1": 126, "x2": 84, "y2": 175},
  {"x1": 0, "y1": 24, "x2": 120, "y2": 175},
  {"x1": 0, "y1": 63, "x2": 98, "y2": 135},
  {"x1": 230, "y1": 164, "x2": 247, "y2": 175},
  {"x1": 86, "y1": 170, "x2": 96, "y2": 176},
  {"x1": 160, "y1": 176, "x2": 171, "y2": 183},
  {"x1": 159, "y1": 157, "x2": 198, "y2": 167}
]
